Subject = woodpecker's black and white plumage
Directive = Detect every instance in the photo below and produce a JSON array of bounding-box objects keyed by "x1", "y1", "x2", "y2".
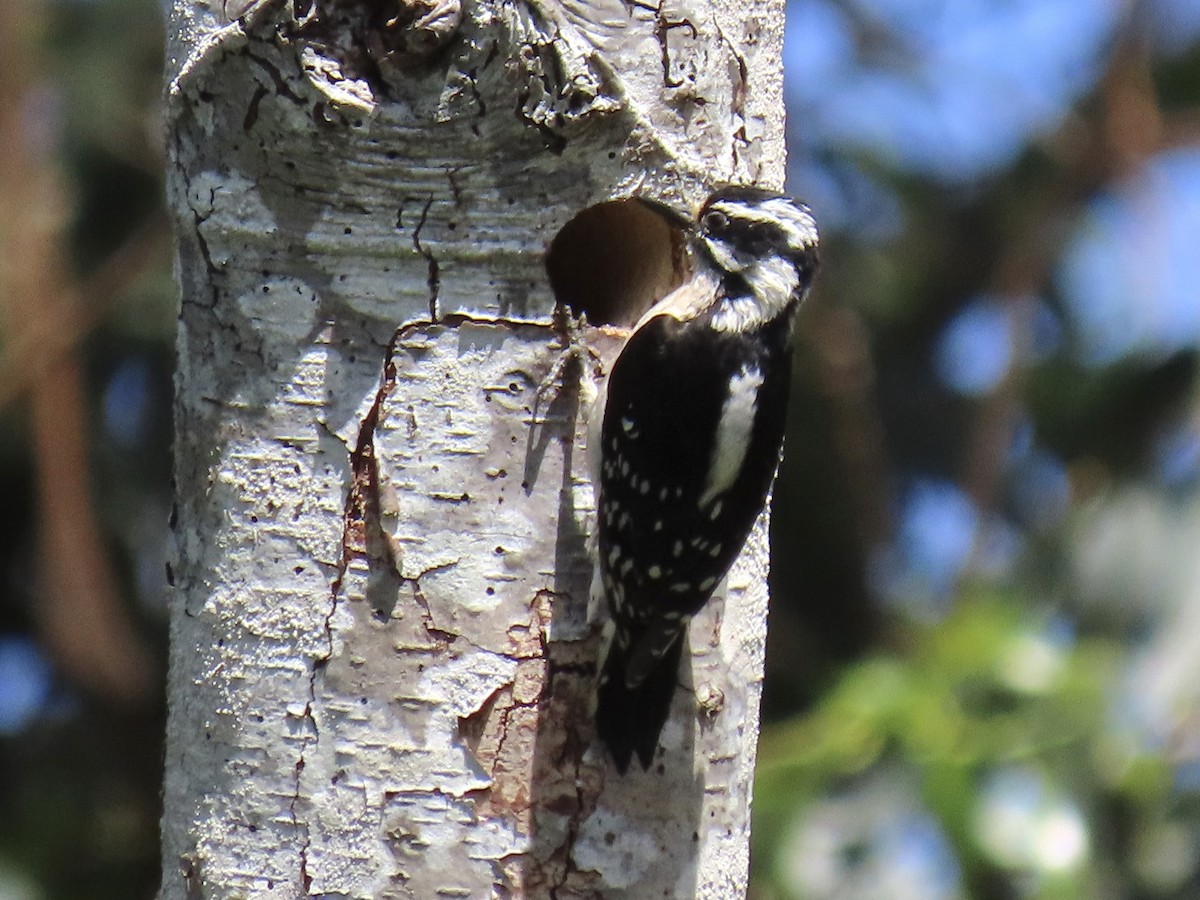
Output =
[{"x1": 591, "y1": 185, "x2": 819, "y2": 773}]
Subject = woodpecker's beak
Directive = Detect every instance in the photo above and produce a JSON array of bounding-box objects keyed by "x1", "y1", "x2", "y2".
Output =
[{"x1": 634, "y1": 196, "x2": 694, "y2": 231}]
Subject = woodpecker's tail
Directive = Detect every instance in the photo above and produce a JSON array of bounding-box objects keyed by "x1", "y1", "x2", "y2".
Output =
[{"x1": 595, "y1": 634, "x2": 686, "y2": 774}]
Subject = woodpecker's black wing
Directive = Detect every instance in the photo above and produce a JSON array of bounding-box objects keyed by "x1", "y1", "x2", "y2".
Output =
[{"x1": 594, "y1": 307, "x2": 793, "y2": 771}]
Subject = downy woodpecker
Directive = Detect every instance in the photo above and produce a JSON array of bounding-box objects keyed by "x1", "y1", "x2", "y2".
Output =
[{"x1": 591, "y1": 185, "x2": 819, "y2": 773}]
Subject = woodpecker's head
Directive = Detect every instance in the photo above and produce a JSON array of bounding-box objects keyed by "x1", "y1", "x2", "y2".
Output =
[
  {"x1": 632, "y1": 186, "x2": 820, "y2": 330},
  {"x1": 694, "y1": 185, "x2": 820, "y2": 281}
]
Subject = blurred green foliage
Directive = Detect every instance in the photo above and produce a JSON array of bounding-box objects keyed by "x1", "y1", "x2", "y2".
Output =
[{"x1": 754, "y1": 594, "x2": 1161, "y2": 897}]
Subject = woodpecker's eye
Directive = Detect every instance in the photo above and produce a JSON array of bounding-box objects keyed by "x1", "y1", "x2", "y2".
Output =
[{"x1": 701, "y1": 210, "x2": 729, "y2": 233}]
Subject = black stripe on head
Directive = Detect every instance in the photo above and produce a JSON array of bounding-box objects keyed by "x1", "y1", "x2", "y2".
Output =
[{"x1": 704, "y1": 184, "x2": 789, "y2": 206}]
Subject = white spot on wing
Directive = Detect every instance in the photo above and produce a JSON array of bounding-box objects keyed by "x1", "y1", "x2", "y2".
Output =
[{"x1": 699, "y1": 364, "x2": 764, "y2": 508}]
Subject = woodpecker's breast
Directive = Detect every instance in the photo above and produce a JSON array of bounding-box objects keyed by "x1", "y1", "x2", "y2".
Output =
[{"x1": 596, "y1": 308, "x2": 794, "y2": 620}]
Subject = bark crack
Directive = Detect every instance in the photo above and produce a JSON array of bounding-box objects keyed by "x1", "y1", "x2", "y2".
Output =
[
  {"x1": 242, "y1": 84, "x2": 268, "y2": 131},
  {"x1": 341, "y1": 324, "x2": 406, "y2": 583},
  {"x1": 404, "y1": 560, "x2": 462, "y2": 643},
  {"x1": 446, "y1": 164, "x2": 465, "y2": 205},
  {"x1": 712, "y1": 24, "x2": 751, "y2": 172},
  {"x1": 245, "y1": 44, "x2": 308, "y2": 105},
  {"x1": 290, "y1": 547, "x2": 338, "y2": 897},
  {"x1": 289, "y1": 753, "x2": 313, "y2": 894},
  {"x1": 628, "y1": 0, "x2": 697, "y2": 89},
  {"x1": 176, "y1": 158, "x2": 220, "y2": 310},
  {"x1": 189, "y1": 210, "x2": 221, "y2": 310},
  {"x1": 409, "y1": 194, "x2": 441, "y2": 319}
]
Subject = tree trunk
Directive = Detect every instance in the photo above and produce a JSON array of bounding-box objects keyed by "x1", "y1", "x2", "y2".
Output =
[{"x1": 161, "y1": 0, "x2": 786, "y2": 896}]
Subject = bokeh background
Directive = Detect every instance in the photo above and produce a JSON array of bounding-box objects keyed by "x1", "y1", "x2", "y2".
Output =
[{"x1": 1, "y1": 0, "x2": 1199, "y2": 897}]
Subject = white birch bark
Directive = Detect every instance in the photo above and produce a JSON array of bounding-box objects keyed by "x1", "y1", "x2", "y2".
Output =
[{"x1": 161, "y1": 0, "x2": 787, "y2": 896}]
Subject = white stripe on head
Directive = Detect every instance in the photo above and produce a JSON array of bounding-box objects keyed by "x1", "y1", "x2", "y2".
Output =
[
  {"x1": 760, "y1": 197, "x2": 819, "y2": 251},
  {"x1": 703, "y1": 235, "x2": 744, "y2": 273}
]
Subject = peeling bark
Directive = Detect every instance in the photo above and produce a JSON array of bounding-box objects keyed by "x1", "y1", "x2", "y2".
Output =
[{"x1": 161, "y1": 0, "x2": 787, "y2": 896}]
